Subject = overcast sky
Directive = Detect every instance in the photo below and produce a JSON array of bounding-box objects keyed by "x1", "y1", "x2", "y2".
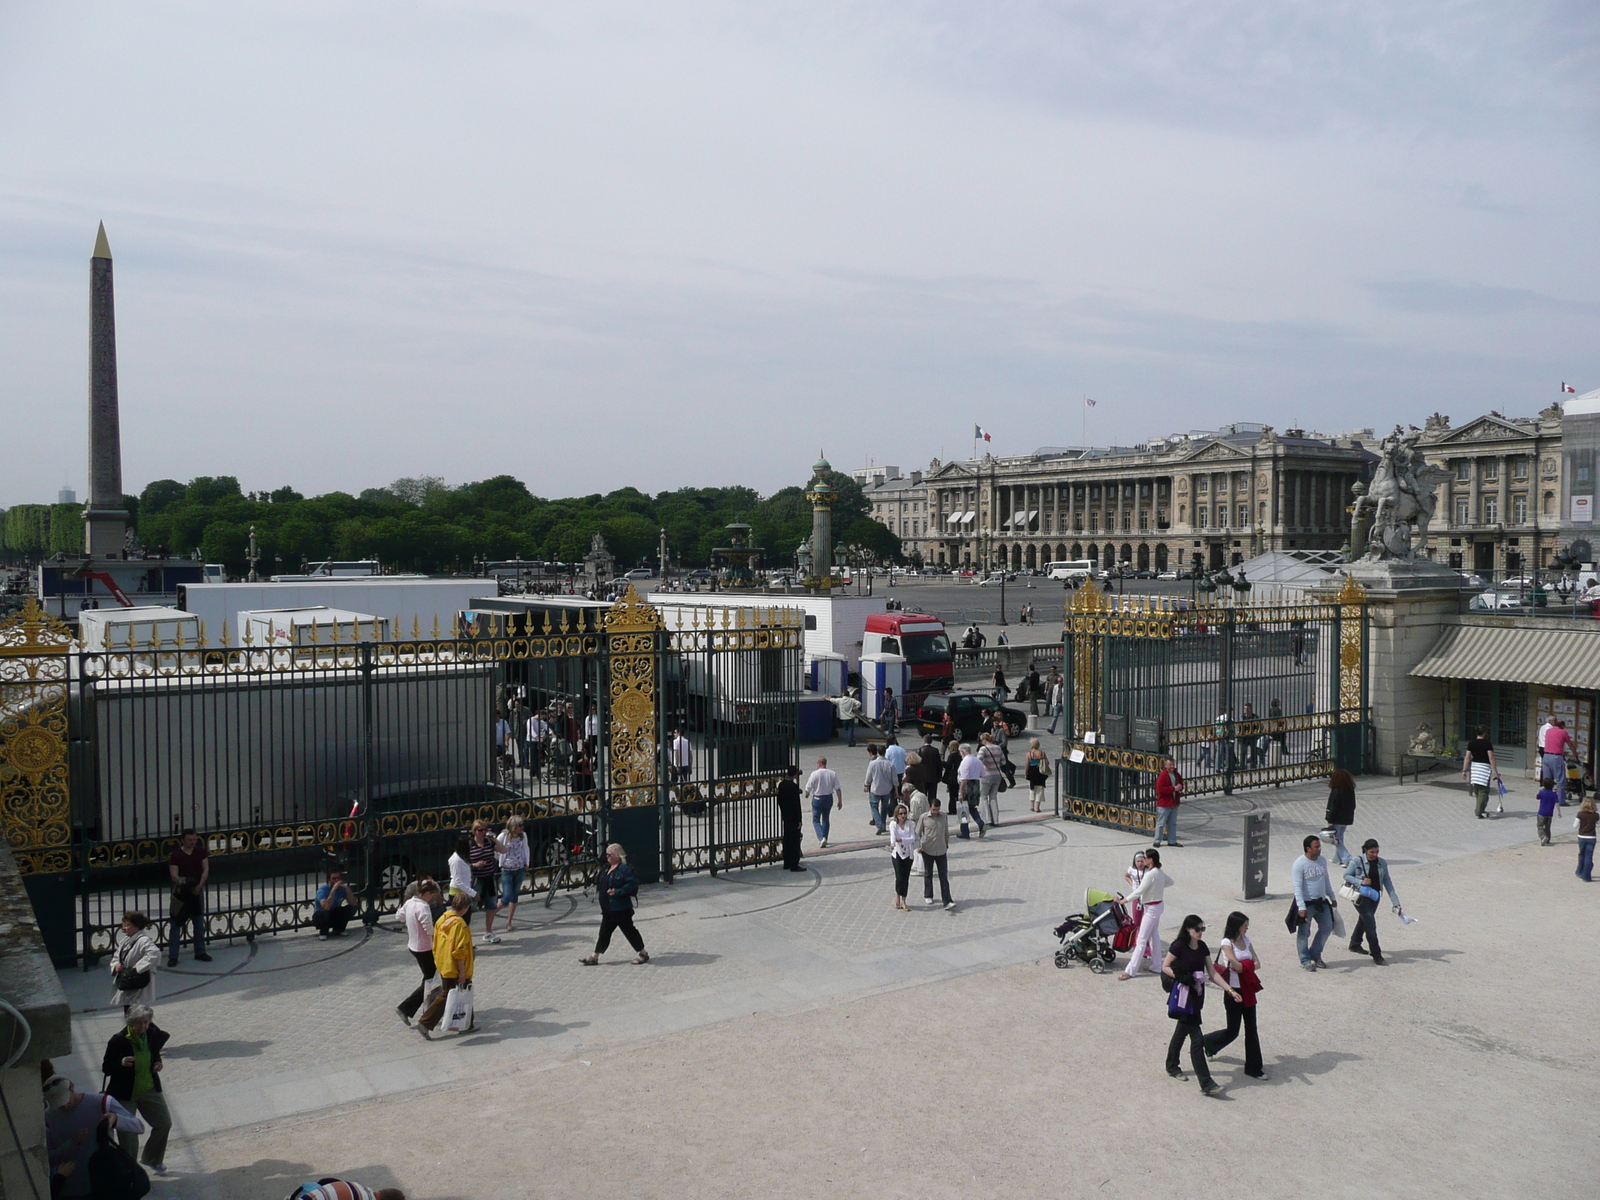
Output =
[{"x1": 2, "y1": 1, "x2": 1596, "y2": 507}]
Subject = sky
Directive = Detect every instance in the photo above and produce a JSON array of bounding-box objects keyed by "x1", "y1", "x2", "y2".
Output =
[{"x1": 1, "y1": 1, "x2": 1597, "y2": 507}]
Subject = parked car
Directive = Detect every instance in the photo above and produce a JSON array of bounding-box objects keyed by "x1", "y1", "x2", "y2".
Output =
[
  {"x1": 1156, "y1": 570, "x2": 1179, "y2": 580},
  {"x1": 624, "y1": 568, "x2": 654, "y2": 580},
  {"x1": 916, "y1": 691, "x2": 1029, "y2": 740}
]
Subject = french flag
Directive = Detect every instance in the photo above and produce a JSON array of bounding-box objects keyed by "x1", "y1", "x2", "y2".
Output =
[
  {"x1": 1563, "y1": 382, "x2": 1578, "y2": 394},
  {"x1": 975, "y1": 425, "x2": 992, "y2": 442}
]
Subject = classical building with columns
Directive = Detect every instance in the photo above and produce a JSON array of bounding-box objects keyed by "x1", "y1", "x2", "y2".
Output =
[
  {"x1": 920, "y1": 423, "x2": 1374, "y2": 574},
  {"x1": 1414, "y1": 406, "x2": 1565, "y2": 575}
]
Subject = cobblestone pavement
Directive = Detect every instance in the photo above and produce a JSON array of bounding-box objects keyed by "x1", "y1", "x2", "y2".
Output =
[{"x1": 51, "y1": 767, "x2": 1554, "y2": 1196}]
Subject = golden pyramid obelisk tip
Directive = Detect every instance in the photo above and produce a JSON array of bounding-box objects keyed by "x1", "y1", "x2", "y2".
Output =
[{"x1": 92, "y1": 222, "x2": 111, "y2": 260}]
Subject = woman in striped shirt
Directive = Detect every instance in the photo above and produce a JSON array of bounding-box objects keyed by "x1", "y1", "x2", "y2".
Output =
[{"x1": 469, "y1": 820, "x2": 503, "y2": 943}]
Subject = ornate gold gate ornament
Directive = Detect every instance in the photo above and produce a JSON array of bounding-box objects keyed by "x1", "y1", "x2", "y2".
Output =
[
  {"x1": 1336, "y1": 574, "x2": 1367, "y2": 723},
  {"x1": 602, "y1": 586, "x2": 664, "y2": 807},
  {"x1": 0, "y1": 598, "x2": 74, "y2": 874}
]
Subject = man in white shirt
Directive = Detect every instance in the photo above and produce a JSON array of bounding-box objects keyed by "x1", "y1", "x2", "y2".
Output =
[
  {"x1": 804, "y1": 757, "x2": 841, "y2": 847},
  {"x1": 671, "y1": 730, "x2": 693, "y2": 783},
  {"x1": 863, "y1": 744, "x2": 895, "y2": 834},
  {"x1": 956, "y1": 744, "x2": 987, "y2": 839},
  {"x1": 1536, "y1": 716, "x2": 1552, "y2": 758}
]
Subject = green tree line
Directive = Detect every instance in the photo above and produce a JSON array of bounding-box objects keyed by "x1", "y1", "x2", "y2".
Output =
[{"x1": 2, "y1": 471, "x2": 901, "y2": 576}]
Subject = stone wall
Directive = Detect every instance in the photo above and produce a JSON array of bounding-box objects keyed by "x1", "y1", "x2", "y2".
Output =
[{"x1": 0, "y1": 845, "x2": 73, "y2": 1197}]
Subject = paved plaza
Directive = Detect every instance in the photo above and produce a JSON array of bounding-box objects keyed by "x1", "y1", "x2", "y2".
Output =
[{"x1": 50, "y1": 763, "x2": 1594, "y2": 1198}]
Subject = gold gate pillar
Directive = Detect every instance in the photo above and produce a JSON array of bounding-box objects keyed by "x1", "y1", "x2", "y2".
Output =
[
  {"x1": 1067, "y1": 581, "x2": 1106, "y2": 739},
  {"x1": 602, "y1": 586, "x2": 664, "y2": 808},
  {"x1": 0, "y1": 599, "x2": 74, "y2": 875}
]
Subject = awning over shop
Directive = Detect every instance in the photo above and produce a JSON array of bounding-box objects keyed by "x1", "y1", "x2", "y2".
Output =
[{"x1": 1409, "y1": 624, "x2": 1600, "y2": 691}]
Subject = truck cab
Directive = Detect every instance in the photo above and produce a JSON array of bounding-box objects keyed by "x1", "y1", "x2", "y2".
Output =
[{"x1": 861, "y1": 612, "x2": 953, "y2": 698}]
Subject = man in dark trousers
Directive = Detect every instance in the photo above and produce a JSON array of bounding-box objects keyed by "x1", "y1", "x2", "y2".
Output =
[{"x1": 777, "y1": 764, "x2": 804, "y2": 871}]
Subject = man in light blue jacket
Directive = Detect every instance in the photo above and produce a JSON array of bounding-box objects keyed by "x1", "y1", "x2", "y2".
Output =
[
  {"x1": 1291, "y1": 834, "x2": 1338, "y2": 970},
  {"x1": 1344, "y1": 839, "x2": 1401, "y2": 965}
]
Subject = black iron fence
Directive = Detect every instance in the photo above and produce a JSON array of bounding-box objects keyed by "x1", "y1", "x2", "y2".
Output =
[
  {"x1": 0, "y1": 592, "x2": 802, "y2": 966},
  {"x1": 1056, "y1": 580, "x2": 1369, "y2": 834}
]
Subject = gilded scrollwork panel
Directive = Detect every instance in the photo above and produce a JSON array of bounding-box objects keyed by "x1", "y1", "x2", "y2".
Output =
[{"x1": 0, "y1": 600, "x2": 73, "y2": 874}]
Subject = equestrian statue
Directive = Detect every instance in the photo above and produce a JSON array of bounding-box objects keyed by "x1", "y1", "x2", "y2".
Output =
[{"x1": 1350, "y1": 426, "x2": 1452, "y2": 561}]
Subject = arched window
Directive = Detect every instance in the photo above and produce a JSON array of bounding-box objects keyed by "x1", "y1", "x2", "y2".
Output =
[
  {"x1": 1137, "y1": 544, "x2": 1150, "y2": 570},
  {"x1": 1155, "y1": 544, "x2": 1169, "y2": 571}
]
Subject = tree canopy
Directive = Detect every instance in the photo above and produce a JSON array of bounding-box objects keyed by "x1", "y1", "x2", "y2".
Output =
[{"x1": 2, "y1": 469, "x2": 903, "y2": 575}]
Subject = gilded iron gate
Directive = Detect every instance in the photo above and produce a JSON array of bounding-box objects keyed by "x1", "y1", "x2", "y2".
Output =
[
  {"x1": 0, "y1": 588, "x2": 800, "y2": 966},
  {"x1": 1058, "y1": 577, "x2": 1368, "y2": 833}
]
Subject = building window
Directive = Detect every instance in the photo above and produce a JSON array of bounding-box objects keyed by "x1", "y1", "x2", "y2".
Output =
[
  {"x1": 1513, "y1": 494, "x2": 1527, "y2": 524},
  {"x1": 1197, "y1": 477, "x2": 1209, "y2": 493},
  {"x1": 1089, "y1": 515, "x2": 1099, "y2": 532},
  {"x1": 1218, "y1": 507, "x2": 1229, "y2": 528},
  {"x1": 1043, "y1": 513, "x2": 1052, "y2": 533},
  {"x1": 1483, "y1": 496, "x2": 1499, "y2": 523},
  {"x1": 1455, "y1": 498, "x2": 1469, "y2": 525},
  {"x1": 1198, "y1": 506, "x2": 1209, "y2": 528},
  {"x1": 1235, "y1": 504, "x2": 1246, "y2": 528},
  {"x1": 1455, "y1": 461, "x2": 1470, "y2": 481},
  {"x1": 1138, "y1": 511, "x2": 1149, "y2": 531},
  {"x1": 1514, "y1": 458, "x2": 1528, "y2": 480},
  {"x1": 1121, "y1": 513, "x2": 1131, "y2": 531},
  {"x1": 1484, "y1": 460, "x2": 1498, "y2": 480}
]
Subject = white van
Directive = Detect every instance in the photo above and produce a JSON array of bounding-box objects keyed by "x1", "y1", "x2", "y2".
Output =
[{"x1": 1045, "y1": 560, "x2": 1097, "y2": 583}]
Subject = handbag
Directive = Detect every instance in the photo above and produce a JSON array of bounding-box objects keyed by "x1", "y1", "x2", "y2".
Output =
[
  {"x1": 443, "y1": 981, "x2": 475, "y2": 1033},
  {"x1": 1338, "y1": 880, "x2": 1359, "y2": 903},
  {"x1": 88, "y1": 1103, "x2": 150, "y2": 1200},
  {"x1": 113, "y1": 940, "x2": 150, "y2": 992}
]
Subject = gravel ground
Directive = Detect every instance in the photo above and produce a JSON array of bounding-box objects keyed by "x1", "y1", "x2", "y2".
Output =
[{"x1": 163, "y1": 837, "x2": 1597, "y2": 1200}]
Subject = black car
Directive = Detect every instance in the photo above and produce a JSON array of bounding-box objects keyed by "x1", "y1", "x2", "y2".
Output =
[
  {"x1": 346, "y1": 780, "x2": 597, "y2": 898},
  {"x1": 915, "y1": 691, "x2": 1029, "y2": 740}
]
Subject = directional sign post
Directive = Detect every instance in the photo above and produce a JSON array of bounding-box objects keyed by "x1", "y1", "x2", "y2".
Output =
[{"x1": 1243, "y1": 811, "x2": 1270, "y2": 900}]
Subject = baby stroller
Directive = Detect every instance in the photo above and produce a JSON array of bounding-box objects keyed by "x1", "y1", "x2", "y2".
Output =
[{"x1": 1053, "y1": 888, "x2": 1138, "y2": 973}]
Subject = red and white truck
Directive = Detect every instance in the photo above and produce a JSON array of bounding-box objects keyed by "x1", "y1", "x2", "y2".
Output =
[{"x1": 860, "y1": 611, "x2": 954, "y2": 699}]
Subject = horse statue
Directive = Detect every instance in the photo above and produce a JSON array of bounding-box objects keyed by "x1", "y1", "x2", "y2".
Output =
[{"x1": 1350, "y1": 426, "x2": 1452, "y2": 561}]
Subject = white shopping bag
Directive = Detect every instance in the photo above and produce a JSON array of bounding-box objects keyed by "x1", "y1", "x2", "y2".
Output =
[
  {"x1": 1330, "y1": 905, "x2": 1346, "y2": 940},
  {"x1": 443, "y1": 981, "x2": 474, "y2": 1032}
]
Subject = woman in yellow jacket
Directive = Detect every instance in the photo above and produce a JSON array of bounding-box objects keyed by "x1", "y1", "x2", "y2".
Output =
[{"x1": 418, "y1": 891, "x2": 475, "y2": 1037}]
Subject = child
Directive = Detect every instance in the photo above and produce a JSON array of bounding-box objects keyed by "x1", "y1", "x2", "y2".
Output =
[{"x1": 1536, "y1": 775, "x2": 1565, "y2": 846}]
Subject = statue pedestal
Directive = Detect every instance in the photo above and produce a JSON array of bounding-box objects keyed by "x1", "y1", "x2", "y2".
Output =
[
  {"x1": 1345, "y1": 558, "x2": 1463, "y2": 591},
  {"x1": 1343, "y1": 561, "x2": 1461, "y2": 775}
]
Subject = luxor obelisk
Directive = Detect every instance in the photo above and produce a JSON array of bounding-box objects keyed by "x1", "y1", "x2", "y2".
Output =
[{"x1": 84, "y1": 222, "x2": 129, "y2": 557}]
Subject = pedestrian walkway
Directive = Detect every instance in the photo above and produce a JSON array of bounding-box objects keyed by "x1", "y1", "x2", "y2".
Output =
[{"x1": 50, "y1": 768, "x2": 1546, "y2": 1193}]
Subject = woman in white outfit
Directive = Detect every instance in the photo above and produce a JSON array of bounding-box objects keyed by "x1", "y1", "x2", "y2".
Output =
[
  {"x1": 109, "y1": 911, "x2": 160, "y2": 1015},
  {"x1": 495, "y1": 815, "x2": 532, "y2": 932},
  {"x1": 1117, "y1": 847, "x2": 1172, "y2": 980}
]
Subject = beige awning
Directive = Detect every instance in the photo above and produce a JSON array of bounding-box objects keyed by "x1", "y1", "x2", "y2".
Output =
[{"x1": 1410, "y1": 624, "x2": 1600, "y2": 690}]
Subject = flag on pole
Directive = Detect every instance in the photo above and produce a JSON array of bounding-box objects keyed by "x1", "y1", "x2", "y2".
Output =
[
  {"x1": 975, "y1": 425, "x2": 992, "y2": 442},
  {"x1": 1084, "y1": 397, "x2": 1097, "y2": 407},
  {"x1": 1563, "y1": 382, "x2": 1578, "y2": 394}
]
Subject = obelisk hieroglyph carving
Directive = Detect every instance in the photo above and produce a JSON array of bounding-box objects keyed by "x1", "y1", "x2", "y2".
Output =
[{"x1": 85, "y1": 222, "x2": 129, "y2": 557}]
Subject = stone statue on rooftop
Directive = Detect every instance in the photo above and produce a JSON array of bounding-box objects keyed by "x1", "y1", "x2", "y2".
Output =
[{"x1": 1350, "y1": 426, "x2": 1453, "y2": 561}]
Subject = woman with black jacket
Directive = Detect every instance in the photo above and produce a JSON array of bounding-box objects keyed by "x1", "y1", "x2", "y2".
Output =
[
  {"x1": 580, "y1": 843, "x2": 648, "y2": 965},
  {"x1": 1325, "y1": 770, "x2": 1357, "y2": 866},
  {"x1": 100, "y1": 1004, "x2": 172, "y2": 1172}
]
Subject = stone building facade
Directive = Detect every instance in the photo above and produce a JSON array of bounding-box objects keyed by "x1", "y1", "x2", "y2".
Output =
[
  {"x1": 1414, "y1": 406, "x2": 1565, "y2": 575},
  {"x1": 918, "y1": 424, "x2": 1373, "y2": 574},
  {"x1": 857, "y1": 468, "x2": 930, "y2": 561}
]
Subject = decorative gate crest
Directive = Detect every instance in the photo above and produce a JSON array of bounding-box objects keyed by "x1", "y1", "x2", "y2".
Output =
[{"x1": 0, "y1": 599, "x2": 74, "y2": 874}]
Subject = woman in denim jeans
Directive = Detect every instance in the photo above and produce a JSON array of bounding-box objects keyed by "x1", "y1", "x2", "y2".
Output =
[{"x1": 495, "y1": 815, "x2": 531, "y2": 933}]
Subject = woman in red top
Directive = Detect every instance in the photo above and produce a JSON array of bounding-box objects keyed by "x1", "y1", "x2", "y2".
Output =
[{"x1": 1155, "y1": 758, "x2": 1184, "y2": 847}]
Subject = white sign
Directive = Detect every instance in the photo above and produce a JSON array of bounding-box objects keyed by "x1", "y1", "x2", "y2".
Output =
[{"x1": 1573, "y1": 495, "x2": 1594, "y2": 523}]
